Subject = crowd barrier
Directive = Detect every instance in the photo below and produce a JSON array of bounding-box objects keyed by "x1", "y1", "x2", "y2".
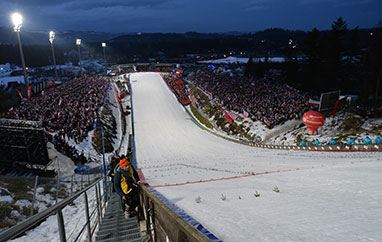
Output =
[{"x1": 138, "y1": 185, "x2": 220, "y2": 242}]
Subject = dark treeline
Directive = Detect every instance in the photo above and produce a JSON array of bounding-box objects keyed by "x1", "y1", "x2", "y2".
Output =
[
  {"x1": 245, "y1": 18, "x2": 382, "y2": 105},
  {"x1": 0, "y1": 44, "x2": 105, "y2": 67}
]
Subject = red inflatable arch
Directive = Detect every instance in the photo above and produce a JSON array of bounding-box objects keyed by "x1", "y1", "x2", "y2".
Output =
[{"x1": 302, "y1": 111, "x2": 325, "y2": 134}]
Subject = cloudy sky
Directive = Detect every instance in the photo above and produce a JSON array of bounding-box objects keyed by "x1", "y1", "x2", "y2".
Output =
[{"x1": 1, "y1": 0, "x2": 381, "y2": 33}]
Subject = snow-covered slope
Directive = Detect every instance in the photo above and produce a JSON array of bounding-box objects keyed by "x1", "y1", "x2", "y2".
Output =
[{"x1": 131, "y1": 72, "x2": 382, "y2": 242}]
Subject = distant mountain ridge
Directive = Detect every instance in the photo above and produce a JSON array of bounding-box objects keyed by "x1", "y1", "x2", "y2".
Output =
[{"x1": 0, "y1": 27, "x2": 123, "y2": 45}]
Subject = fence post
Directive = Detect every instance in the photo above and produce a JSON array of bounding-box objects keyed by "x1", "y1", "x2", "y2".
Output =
[
  {"x1": 55, "y1": 181, "x2": 58, "y2": 204},
  {"x1": 95, "y1": 183, "x2": 101, "y2": 224},
  {"x1": 84, "y1": 192, "x2": 92, "y2": 242},
  {"x1": 97, "y1": 182, "x2": 102, "y2": 215},
  {"x1": 71, "y1": 175, "x2": 73, "y2": 196},
  {"x1": 57, "y1": 208, "x2": 67, "y2": 242},
  {"x1": 30, "y1": 175, "x2": 39, "y2": 217},
  {"x1": 56, "y1": 156, "x2": 60, "y2": 204}
]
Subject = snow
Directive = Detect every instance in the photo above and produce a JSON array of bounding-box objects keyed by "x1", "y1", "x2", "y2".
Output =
[
  {"x1": 0, "y1": 76, "x2": 25, "y2": 86},
  {"x1": 0, "y1": 195, "x2": 13, "y2": 203},
  {"x1": 10, "y1": 186, "x2": 101, "y2": 242},
  {"x1": 15, "y1": 200, "x2": 32, "y2": 208},
  {"x1": 131, "y1": 72, "x2": 382, "y2": 242},
  {"x1": 198, "y1": 56, "x2": 285, "y2": 64},
  {"x1": 2, "y1": 71, "x2": 382, "y2": 241}
]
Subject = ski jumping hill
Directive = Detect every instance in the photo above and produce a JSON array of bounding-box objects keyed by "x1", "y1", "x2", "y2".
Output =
[{"x1": 130, "y1": 72, "x2": 382, "y2": 242}]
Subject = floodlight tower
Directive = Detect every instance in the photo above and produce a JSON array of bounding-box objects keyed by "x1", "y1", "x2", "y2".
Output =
[
  {"x1": 49, "y1": 31, "x2": 59, "y2": 82},
  {"x1": 102, "y1": 42, "x2": 107, "y2": 73},
  {"x1": 76, "y1": 39, "x2": 82, "y2": 76},
  {"x1": 12, "y1": 13, "x2": 29, "y2": 88}
]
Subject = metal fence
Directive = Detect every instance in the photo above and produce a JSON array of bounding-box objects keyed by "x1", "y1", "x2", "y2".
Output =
[{"x1": 0, "y1": 176, "x2": 110, "y2": 242}]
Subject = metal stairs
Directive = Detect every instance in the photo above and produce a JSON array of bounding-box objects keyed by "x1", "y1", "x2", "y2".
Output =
[{"x1": 95, "y1": 193, "x2": 142, "y2": 242}]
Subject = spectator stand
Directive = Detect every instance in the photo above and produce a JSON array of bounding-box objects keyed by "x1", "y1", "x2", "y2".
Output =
[
  {"x1": 187, "y1": 69, "x2": 312, "y2": 129},
  {"x1": 2, "y1": 76, "x2": 111, "y2": 167},
  {"x1": 162, "y1": 74, "x2": 190, "y2": 105}
]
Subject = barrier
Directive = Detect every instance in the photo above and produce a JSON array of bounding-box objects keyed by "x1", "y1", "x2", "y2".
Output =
[
  {"x1": 138, "y1": 185, "x2": 220, "y2": 242},
  {"x1": 0, "y1": 177, "x2": 108, "y2": 242}
]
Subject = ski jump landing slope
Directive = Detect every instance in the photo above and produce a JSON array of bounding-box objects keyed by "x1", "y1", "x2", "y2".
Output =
[{"x1": 130, "y1": 72, "x2": 382, "y2": 242}]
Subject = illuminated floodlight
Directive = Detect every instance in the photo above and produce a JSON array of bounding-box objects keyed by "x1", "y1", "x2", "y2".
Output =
[
  {"x1": 49, "y1": 31, "x2": 55, "y2": 43},
  {"x1": 76, "y1": 39, "x2": 81, "y2": 45},
  {"x1": 102, "y1": 42, "x2": 106, "y2": 47},
  {"x1": 12, "y1": 13, "x2": 23, "y2": 32}
]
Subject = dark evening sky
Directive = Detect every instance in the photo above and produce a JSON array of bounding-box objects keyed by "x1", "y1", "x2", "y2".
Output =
[{"x1": 1, "y1": 0, "x2": 381, "y2": 33}]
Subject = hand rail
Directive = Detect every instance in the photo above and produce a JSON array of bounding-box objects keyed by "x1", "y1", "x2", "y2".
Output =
[{"x1": 0, "y1": 177, "x2": 106, "y2": 242}]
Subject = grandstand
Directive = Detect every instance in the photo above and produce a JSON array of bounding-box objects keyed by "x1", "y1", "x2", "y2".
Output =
[{"x1": 0, "y1": 118, "x2": 53, "y2": 176}]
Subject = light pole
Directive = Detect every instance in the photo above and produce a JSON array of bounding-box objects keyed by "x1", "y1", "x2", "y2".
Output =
[
  {"x1": 49, "y1": 31, "x2": 59, "y2": 82},
  {"x1": 76, "y1": 39, "x2": 82, "y2": 76},
  {"x1": 94, "y1": 126, "x2": 108, "y2": 202},
  {"x1": 12, "y1": 13, "x2": 28, "y2": 88},
  {"x1": 102, "y1": 42, "x2": 107, "y2": 74}
]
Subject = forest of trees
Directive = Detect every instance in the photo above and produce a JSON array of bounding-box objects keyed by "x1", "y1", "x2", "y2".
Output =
[{"x1": 245, "y1": 18, "x2": 382, "y2": 105}]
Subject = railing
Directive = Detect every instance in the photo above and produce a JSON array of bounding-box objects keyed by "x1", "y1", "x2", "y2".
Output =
[
  {"x1": 0, "y1": 176, "x2": 110, "y2": 242},
  {"x1": 252, "y1": 143, "x2": 382, "y2": 152},
  {"x1": 138, "y1": 185, "x2": 216, "y2": 242}
]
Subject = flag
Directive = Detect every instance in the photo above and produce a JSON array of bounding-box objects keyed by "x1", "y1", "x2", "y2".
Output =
[
  {"x1": 224, "y1": 112, "x2": 233, "y2": 123},
  {"x1": 228, "y1": 111, "x2": 238, "y2": 120},
  {"x1": 243, "y1": 110, "x2": 249, "y2": 118},
  {"x1": 16, "y1": 89, "x2": 23, "y2": 100},
  {"x1": 27, "y1": 86, "x2": 31, "y2": 99},
  {"x1": 308, "y1": 99, "x2": 320, "y2": 108}
]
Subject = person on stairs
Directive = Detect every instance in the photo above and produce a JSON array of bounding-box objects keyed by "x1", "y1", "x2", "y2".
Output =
[{"x1": 114, "y1": 157, "x2": 141, "y2": 218}]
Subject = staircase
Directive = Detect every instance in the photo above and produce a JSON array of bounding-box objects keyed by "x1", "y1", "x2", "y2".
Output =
[{"x1": 95, "y1": 193, "x2": 142, "y2": 242}]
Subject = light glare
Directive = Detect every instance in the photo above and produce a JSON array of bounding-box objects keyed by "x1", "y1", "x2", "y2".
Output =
[{"x1": 12, "y1": 13, "x2": 23, "y2": 27}]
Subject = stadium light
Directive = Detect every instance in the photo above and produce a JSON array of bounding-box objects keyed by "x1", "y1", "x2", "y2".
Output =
[
  {"x1": 76, "y1": 39, "x2": 82, "y2": 76},
  {"x1": 12, "y1": 12, "x2": 29, "y2": 88},
  {"x1": 12, "y1": 13, "x2": 23, "y2": 32},
  {"x1": 102, "y1": 43, "x2": 107, "y2": 73},
  {"x1": 49, "y1": 31, "x2": 59, "y2": 82}
]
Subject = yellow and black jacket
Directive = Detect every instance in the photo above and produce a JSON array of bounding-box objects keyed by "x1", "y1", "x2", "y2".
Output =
[{"x1": 114, "y1": 164, "x2": 140, "y2": 198}]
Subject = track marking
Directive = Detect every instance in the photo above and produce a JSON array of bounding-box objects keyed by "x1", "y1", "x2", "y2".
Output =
[{"x1": 151, "y1": 167, "x2": 306, "y2": 188}]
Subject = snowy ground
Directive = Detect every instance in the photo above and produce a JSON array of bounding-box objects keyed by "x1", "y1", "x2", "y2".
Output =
[{"x1": 131, "y1": 72, "x2": 382, "y2": 242}]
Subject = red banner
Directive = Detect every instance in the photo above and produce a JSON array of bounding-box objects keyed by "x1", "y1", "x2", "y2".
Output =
[
  {"x1": 228, "y1": 111, "x2": 238, "y2": 120},
  {"x1": 224, "y1": 111, "x2": 233, "y2": 123},
  {"x1": 114, "y1": 86, "x2": 121, "y2": 103},
  {"x1": 27, "y1": 86, "x2": 31, "y2": 99},
  {"x1": 16, "y1": 89, "x2": 23, "y2": 100}
]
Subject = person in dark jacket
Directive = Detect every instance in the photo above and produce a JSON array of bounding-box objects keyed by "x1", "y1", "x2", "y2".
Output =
[
  {"x1": 114, "y1": 157, "x2": 141, "y2": 218},
  {"x1": 108, "y1": 155, "x2": 120, "y2": 192}
]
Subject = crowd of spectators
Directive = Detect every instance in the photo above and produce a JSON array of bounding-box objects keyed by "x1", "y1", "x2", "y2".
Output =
[
  {"x1": 3, "y1": 76, "x2": 110, "y2": 143},
  {"x1": 187, "y1": 70, "x2": 312, "y2": 127},
  {"x1": 48, "y1": 132, "x2": 88, "y2": 164},
  {"x1": 116, "y1": 80, "x2": 129, "y2": 98},
  {"x1": 163, "y1": 74, "x2": 190, "y2": 105}
]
